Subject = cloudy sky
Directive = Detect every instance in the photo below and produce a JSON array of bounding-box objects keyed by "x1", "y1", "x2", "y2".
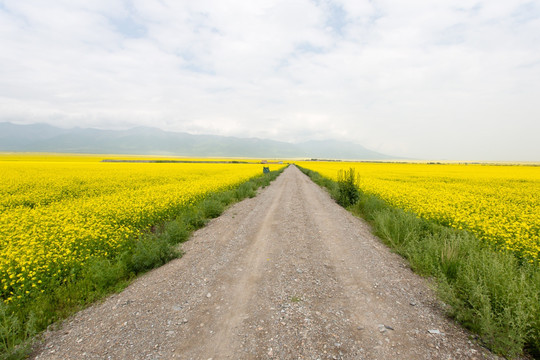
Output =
[{"x1": 1, "y1": 1, "x2": 539, "y2": 160}]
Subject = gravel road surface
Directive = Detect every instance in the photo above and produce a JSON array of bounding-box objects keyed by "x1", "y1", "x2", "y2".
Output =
[{"x1": 32, "y1": 165, "x2": 498, "y2": 359}]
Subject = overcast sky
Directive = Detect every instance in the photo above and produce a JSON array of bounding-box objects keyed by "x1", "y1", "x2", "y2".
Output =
[{"x1": 1, "y1": 1, "x2": 539, "y2": 160}]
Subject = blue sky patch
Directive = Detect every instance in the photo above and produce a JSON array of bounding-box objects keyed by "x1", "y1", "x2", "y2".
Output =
[
  {"x1": 324, "y1": 1, "x2": 348, "y2": 35},
  {"x1": 109, "y1": 15, "x2": 146, "y2": 39}
]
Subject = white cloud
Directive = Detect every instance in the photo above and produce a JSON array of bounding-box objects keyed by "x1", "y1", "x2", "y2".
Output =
[{"x1": 0, "y1": 0, "x2": 539, "y2": 160}]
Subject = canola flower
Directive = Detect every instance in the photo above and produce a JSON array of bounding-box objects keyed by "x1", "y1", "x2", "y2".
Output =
[
  {"x1": 0, "y1": 156, "x2": 283, "y2": 305},
  {"x1": 298, "y1": 161, "x2": 540, "y2": 263}
]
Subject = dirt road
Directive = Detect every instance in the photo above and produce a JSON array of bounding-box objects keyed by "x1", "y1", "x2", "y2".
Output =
[{"x1": 32, "y1": 166, "x2": 497, "y2": 359}]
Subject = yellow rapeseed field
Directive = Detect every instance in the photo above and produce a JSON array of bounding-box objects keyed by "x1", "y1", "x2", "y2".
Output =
[
  {"x1": 297, "y1": 161, "x2": 540, "y2": 262},
  {"x1": 0, "y1": 155, "x2": 283, "y2": 305}
]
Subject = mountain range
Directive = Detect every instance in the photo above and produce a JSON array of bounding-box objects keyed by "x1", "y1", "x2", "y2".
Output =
[{"x1": 0, "y1": 122, "x2": 393, "y2": 160}]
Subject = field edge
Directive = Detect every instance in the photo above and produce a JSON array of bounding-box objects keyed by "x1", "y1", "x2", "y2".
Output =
[
  {"x1": 296, "y1": 164, "x2": 540, "y2": 359},
  {"x1": 1, "y1": 167, "x2": 286, "y2": 360}
]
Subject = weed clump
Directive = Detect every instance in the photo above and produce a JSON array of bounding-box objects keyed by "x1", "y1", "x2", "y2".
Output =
[{"x1": 336, "y1": 168, "x2": 360, "y2": 207}]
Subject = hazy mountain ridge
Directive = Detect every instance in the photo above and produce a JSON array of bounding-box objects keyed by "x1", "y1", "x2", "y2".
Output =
[{"x1": 0, "y1": 122, "x2": 393, "y2": 159}]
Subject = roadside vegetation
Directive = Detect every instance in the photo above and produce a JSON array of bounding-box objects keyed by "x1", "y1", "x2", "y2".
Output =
[
  {"x1": 298, "y1": 165, "x2": 540, "y2": 359},
  {"x1": 0, "y1": 168, "x2": 284, "y2": 360}
]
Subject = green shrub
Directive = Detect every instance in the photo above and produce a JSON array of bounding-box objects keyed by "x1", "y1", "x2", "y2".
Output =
[
  {"x1": 235, "y1": 182, "x2": 256, "y2": 199},
  {"x1": 123, "y1": 236, "x2": 179, "y2": 275},
  {"x1": 85, "y1": 259, "x2": 127, "y2": 291},
  {"x1": 336, "y1": 168, "x2": 360, "y2": 207},
  {"x1": 163, "y1": 220, "x2": 190, "y2": 244},
  {"x1": 0, "y1": 303, "x2": 35, "y2": 360},
  {"x1": 201, "y1": 198, "x2": 225, "y2": 219}
]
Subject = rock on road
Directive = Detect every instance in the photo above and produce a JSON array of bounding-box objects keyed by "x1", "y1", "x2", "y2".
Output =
[{"x1": 32, "y1": 165, "x2": 497, "y2": 360}]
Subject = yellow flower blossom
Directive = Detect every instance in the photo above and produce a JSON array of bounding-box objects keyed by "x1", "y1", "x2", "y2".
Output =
[
  {"x1": 298, "y1": 161, "x2": 539, "y2": 263},
  {"x1": 1, "y1": 154, "x2": 283, "y2": 305}
]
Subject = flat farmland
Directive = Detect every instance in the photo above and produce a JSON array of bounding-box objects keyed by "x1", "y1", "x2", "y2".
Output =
[
  {"x1": 0, "y1": 155, "x2": 283, "y2": 307},
  {"x1": 2, "y1": 158, "x2": 539, "y2": 358},
  {"x1": 31, "y1": 166, "x2": 498, "y2": 360},
  {"x1": 297, "y1": 161, "x2": 540, "y2": 263}
]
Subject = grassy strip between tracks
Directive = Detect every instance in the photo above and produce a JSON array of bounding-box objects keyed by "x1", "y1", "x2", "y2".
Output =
[
  {"x1": 1, "y1": 168, "x2": 284, "y2": 360},
  {"x1": 298, "y1": 165, "x2": 540, "y2": 359}
]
